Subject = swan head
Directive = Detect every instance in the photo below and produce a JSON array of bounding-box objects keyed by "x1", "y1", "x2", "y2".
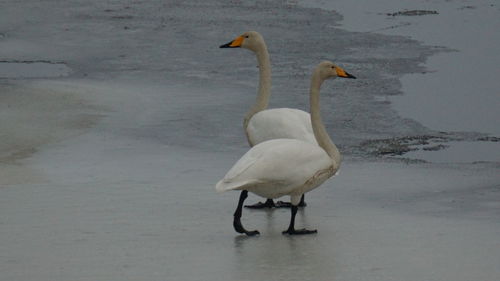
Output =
[
  {"x1": 316, "y1": 61, "x2": 356, "y2": 80},
  {"x1": 219, "y1": 31, "x2": 265, "y2": 52}
]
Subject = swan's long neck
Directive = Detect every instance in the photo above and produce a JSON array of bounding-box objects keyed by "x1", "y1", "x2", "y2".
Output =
[
  {"x1": 243, "y1": 44, "x2": 271, "y2": 129},
  {"x1": 310, "y1": 74, "x2": 341, "y2": 170}
]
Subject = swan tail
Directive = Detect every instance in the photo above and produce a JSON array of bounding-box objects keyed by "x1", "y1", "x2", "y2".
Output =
[{"x1": 215, "y1": 179, "x2": 261, "y2": 193}]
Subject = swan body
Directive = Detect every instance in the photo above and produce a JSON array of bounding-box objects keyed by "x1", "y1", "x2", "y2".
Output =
[
  {"x1": 246, "y1": 108, "x2": 317, "y2": 146},
  {"x1": 216, "y1": 61, "x2": 356, "y2": 235},
  {"x1": 216, "y1": 138, "x2": 332, "y2": 203}
]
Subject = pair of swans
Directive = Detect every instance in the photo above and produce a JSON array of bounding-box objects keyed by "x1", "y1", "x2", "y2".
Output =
[{"x1": 216, "y1": 31, "x2": 356, "y2": 235}]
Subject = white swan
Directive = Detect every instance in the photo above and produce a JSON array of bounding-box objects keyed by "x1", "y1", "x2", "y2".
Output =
[
  {"x1": 216, "y1": 61, "x2": 356, "y2": 235},
  {"x1": 220, "y1": 31, "x2": 316, "y2": 146},
  {"x1": 220, "y1": 31, "x2": 314, "y2": 208}
]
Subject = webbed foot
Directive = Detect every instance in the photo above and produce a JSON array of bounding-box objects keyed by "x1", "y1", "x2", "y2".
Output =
[
  {"x1": 282, "y1": 204, "x2": 317, "y2": 236},
  {"x1": 244, "y1": 199, "x2": 276, "y2": 209},
  {"x1": 282, "y1": 228, "x2": 317, "y2": 235},
  {"x1": 234, "y1": 220, "x2": 260, "y2": 236}
]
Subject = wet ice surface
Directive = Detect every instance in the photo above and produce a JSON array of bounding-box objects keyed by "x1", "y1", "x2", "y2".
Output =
[
  {"x1": 2, "y1": 130, "x2": 500, "y2": 281},
  {"x1": 302, "y1": 0, "x2": 500, "y2": 163},
  {"x1": 399, "y1": 141, "x2": 500, "y2": 163},
  {"x1": 302, "y1": 0, "x2": 500, "y2": 135},
  {"x1": 1, "y1": 1, "x2": 500, "y2": 281}
]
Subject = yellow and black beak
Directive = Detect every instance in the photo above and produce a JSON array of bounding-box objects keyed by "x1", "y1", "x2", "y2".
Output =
[
  {"x1": 220, "y1": 36, "x2": 244, "y2": 48},
  {"x1": 336, "y1": 67, "x2": 356, "y2": 79}
]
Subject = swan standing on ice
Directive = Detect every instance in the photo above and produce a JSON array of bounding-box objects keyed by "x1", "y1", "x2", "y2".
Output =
[
  {"x1": 220, "y1": 31, "x2": 314, "y2": 208},
  {"x1": 216, "y1": 61, "x2": 356, "y2": 235}
]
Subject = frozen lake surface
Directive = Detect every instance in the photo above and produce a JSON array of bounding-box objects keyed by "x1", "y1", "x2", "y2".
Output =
[
  {"x1": 302, "y1": 0, "x2": 500, "y2": 135},
  {"x1": 0, "y1": 61, "x2": 71, "y2": 79},
  {"x1": 1, "y1": 1, "x2": 499, "y2": 281},
  {"x1": 398, "y1": 141, "x2": 500, "y2": 163}
]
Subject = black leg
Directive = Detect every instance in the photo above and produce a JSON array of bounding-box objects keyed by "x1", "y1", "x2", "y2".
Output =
[
  {"x1": 244, "y1": 198, "x2": 276, "y2": 209},
  {"x1": 282, "y1": 205, "x2": 317, "y2": 235},
  {"x1": 298, "y1": 194, "x2": 307, "y2": 207},
  {"x1": 233, "y1": 190, "x2": 260, "y2": 236},
  {"x1": 276, "y1": 194, "x2": 307, "y2": 208}
]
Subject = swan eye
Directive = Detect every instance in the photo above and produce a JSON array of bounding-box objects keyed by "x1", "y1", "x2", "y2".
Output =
[{"x1": 244, "y1": 35, "x2": 249, "y2": 38}]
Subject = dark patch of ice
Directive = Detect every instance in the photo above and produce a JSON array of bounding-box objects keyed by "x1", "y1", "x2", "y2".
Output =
[{"x1": 387, "y1": 10, "x2": 439, "y2": 17}]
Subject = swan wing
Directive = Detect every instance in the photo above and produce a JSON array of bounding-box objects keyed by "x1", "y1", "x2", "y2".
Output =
[{"x1": 247, "y1": 108, "x2": 317, "y2": 146}]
